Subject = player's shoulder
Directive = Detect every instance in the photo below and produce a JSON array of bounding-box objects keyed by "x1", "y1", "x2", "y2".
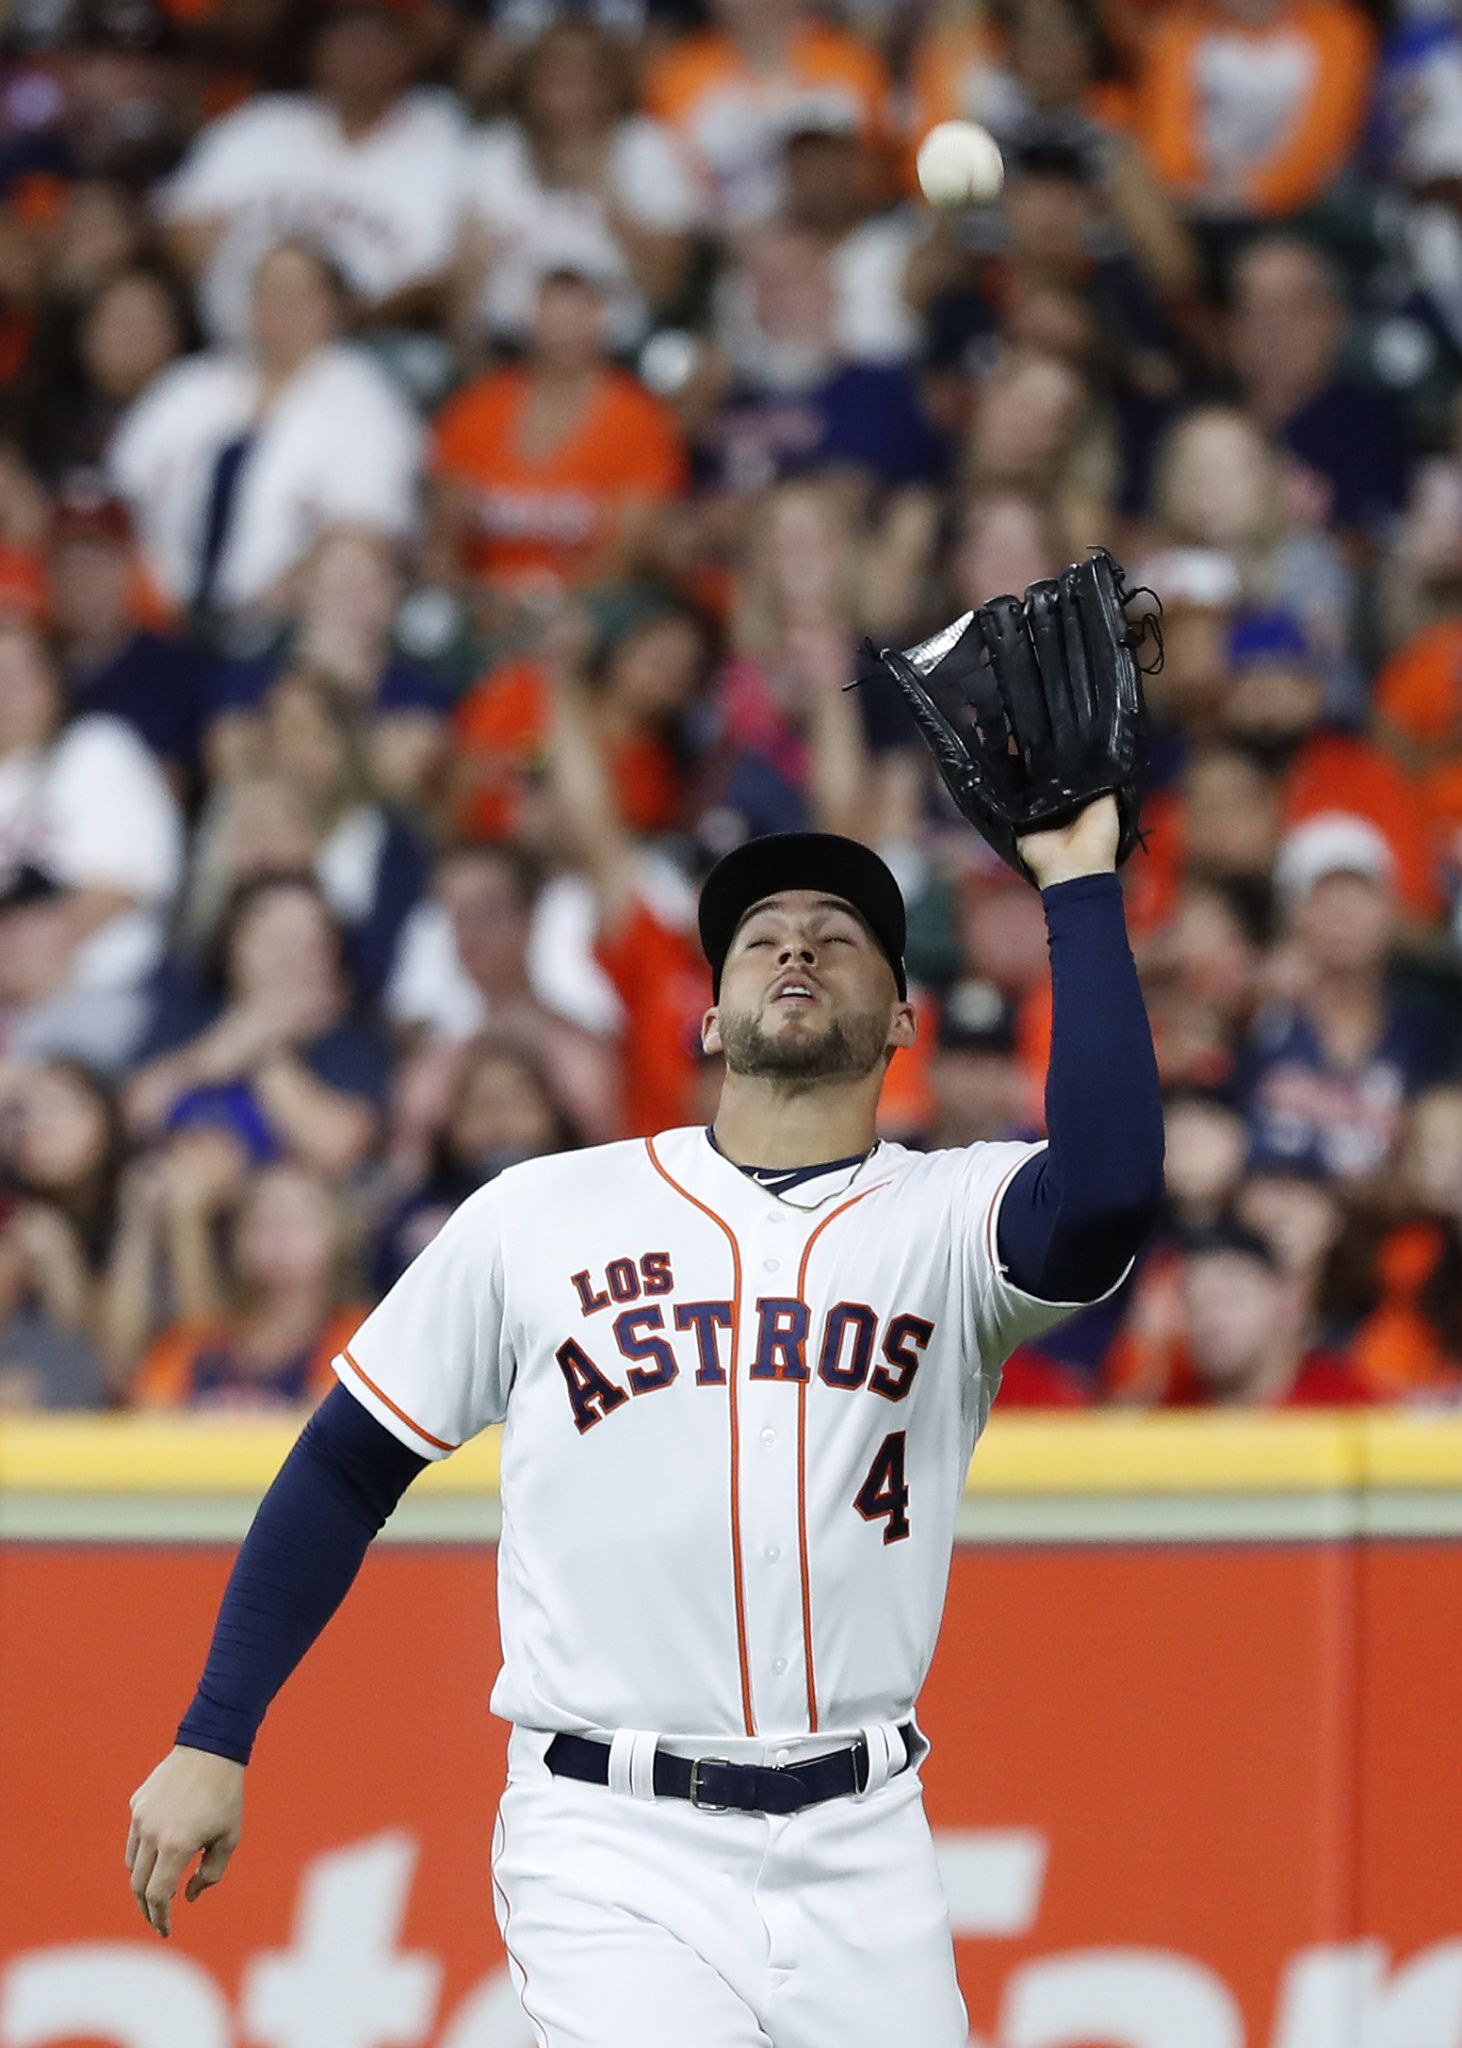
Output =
[
  {"x1": 422, "y1": 1144, "x2": 641, "y2": 1248},
  {"x1": 491, "y1": 1135, "x2": 661, "y2": 1205},
  {"x1": 874, "y1": 1137, "x2": 1045, "y2": 1202}
]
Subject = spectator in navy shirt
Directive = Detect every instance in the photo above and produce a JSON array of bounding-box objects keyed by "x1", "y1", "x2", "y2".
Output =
[
  {"x1": 370, "y1": 1034, "x2": 582, "y2": 1295},
  {"x1": 203, "y1": 527, "x2": 448, "y2": 811},
  {"x1": 47, "y1": 477, "x2": 207, "y2": 794},
  {"x1": 1238, "y1": 814, "x2": 1450, "y2": 1185},
  {"x1": 1230, "y1": 238, "x2": 1411, "y2": 539},
  {"x1": 127, "y1": 873, "x2": 392, "y2": 1177},
  {"x1": 708, "y1": 225, "x2": 946, "y2": 495}
]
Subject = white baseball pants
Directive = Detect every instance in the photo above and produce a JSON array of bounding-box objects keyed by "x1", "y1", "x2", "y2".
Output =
[{"x1": 492, "y1": 1726, "x2": 969, "y2": 2048}]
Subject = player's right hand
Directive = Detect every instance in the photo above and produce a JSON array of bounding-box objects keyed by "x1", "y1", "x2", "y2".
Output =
[{"x1": 126, "y1": 1745, "x2": 244, "y2": 1939}]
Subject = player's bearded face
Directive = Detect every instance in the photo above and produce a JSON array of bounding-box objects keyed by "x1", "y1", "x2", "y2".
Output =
[
  {"x1": 718, "y1": 999, "x2": 891, "y2": 1081},
  {"x1": 715, "y1": 896, "x2": 896, "y2": 1082}
]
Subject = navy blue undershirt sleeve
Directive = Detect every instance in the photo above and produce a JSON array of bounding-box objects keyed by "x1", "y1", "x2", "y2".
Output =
[
  {"x1": 995, "y1": 872, "x2": 1164, "y2": 1304},
  {"x1": 176, "y1": 1383, "x2": 428, "y2": 1765}
]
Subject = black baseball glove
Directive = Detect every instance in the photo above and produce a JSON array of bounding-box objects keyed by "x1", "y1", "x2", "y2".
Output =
[{"x1": 860, "y1": 549, "x2": 1157, "y2": 884}]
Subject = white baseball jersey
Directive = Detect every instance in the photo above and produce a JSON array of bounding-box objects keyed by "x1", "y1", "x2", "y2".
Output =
[
  {"x1": 334, "y1": 1125, "x2": 1084, "y2": 1743},
  {"x1": 158, "y1": 90, "x2": 466, "y2": 343}
]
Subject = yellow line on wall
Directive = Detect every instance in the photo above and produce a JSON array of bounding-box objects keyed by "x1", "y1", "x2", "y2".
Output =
[{"x1": 4, "y1": 1412, "x2": 1462, "y2": 1499}]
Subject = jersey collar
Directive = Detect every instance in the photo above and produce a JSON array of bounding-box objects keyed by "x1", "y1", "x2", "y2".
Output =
[{"x1": 701, "y1": 1126, "x2": 881, "y2": 1212}]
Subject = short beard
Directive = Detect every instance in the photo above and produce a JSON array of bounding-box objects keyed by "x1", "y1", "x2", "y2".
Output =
[{"x1": 718, "y1": 1005, "x2": 891, "y2": 1084}]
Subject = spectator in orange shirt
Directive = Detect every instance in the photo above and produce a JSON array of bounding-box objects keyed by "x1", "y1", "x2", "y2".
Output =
[
  {"x1": 646, "y1": 0, "x2": 891, "y2": 227},
  {"x1": 911, "y1": 0, "x2": 1133, "y2": 146},
  {"x1": 1349, "y1": 1085, "x2": 1462, "y2": 1399},
  {"x1": 1138, "y1": 0, "x2": 1374, "y2": 220},
  {"x1": 430, "y1": 267, "x2": 687, "y2": 613},
  {"x1": 1377, "y1": 616, "x2": 1462, "y2": 762},
  {"x1": 124, "y1": 1154, "x2": 366, "y2": 1411},
  {"x1": 910, "y1": 0, "x2": 1197, "y2": 322},
  {"x1": 1375, "y1": 616, "x2": 1462, "y2": 901}
]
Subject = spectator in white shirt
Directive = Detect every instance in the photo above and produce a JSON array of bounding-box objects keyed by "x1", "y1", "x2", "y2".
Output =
[
  {"x1": 0, "y1": 620, "x2": 183, "y2": 1068},
  {"x1": 109, "y1": 240, "x2": 424, "y2": 622},
  {"x1": 773, "y1": 109, "x2": 920, "y2": 363},
  {"x1": 454, "y1": 20, "x2": 700, "y2": 354},
  {"x1": 157, "y1": 0, "x2": 466, "y2": 344}
]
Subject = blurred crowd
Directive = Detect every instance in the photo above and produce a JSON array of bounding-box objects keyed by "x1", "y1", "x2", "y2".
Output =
[{"x1": 0, "y1": 0, "x2": 1459, "y2": 1416}]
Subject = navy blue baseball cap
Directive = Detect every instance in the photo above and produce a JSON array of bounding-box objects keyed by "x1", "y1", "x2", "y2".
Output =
[{"x1": 698, "y1": 832, "x2": 908, "y2": 1000}]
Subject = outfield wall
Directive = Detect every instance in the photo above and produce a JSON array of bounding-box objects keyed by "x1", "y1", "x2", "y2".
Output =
[{"x1": 3, "y1": 1413, "x2": 1460, "y2": 2048}]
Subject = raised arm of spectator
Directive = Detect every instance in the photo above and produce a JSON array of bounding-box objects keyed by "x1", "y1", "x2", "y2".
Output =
[
  {"x1": 1100, "y1": 132, "x2": 1202, "y2": 312},
  {"x1": 250, "y1": 1054, "x2": 378, "y2": 1179},
  {"x1": 799, "y1": 621, "x2": 876, "y2": 844},
  {"x1": 602, "y1": 200, "x2": 694, "y2": 321},
  {"x1": 128, "y1": 1020, "x2": 378, "y2": 1178},
  {"x1": 101, "y1": 1142, "x2": 239, "y2": 1398},
  {"x1": 126, "y1": 1009, "x2": 292, "y2": 1137},
  {"x1": 542, "y1": 611, "x2": 639, "y2": 938}
]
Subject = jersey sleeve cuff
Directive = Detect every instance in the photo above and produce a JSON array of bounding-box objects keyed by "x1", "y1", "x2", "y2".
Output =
[
  {"x1": 983, "y1": 1148, "x2": 1135, "y2": 1312},
  {"x1": 332, "y1": 1346, "x2": 459, "y2": 1461}
]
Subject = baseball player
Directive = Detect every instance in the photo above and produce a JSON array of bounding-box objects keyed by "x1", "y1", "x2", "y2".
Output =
[{"x1": 127, "y1": 560, "x2": 1164, "y2": 2046}]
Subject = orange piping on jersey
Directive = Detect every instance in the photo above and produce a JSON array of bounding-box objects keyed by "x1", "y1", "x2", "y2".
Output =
[
  {"x1": 644, "y1": 1136, "x2": 756, "y2": 1739},
  {"x1": 339, "y1": 1345, "x2": 458, "y2": 1455},
  {"x1": 794, "y1": 1182, "x2": 891, "y2": 1735}
]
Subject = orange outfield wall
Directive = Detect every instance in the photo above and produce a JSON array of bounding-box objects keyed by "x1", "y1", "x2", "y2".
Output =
[{"x1": 3, "y1": 1523, "x2": 1462, "y2": 2048}]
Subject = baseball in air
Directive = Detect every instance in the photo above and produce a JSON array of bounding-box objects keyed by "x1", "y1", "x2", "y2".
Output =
[{"x1": 915, "y1": 120, "x2": 1005, "y2": 208}]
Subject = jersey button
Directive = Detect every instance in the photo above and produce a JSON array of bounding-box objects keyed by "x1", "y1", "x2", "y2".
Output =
[
  {"x1": 761, "y1": 1428, "x2": 776, "y2": 1447},
  {"x1": 763, "y1": 1258, "x2": 780, "y2": 1273},
  {"x1": 764, "y1": 1545, "x2": 781, "y2": 1562},
  {"x1": 772, "y1": 1657, "x2": 788, "y2": 1675}
]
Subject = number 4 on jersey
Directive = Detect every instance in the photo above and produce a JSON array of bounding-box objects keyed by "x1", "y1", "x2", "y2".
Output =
[{"x1": 854, "y1": 1431, "x2": 911, "y2": 1543}]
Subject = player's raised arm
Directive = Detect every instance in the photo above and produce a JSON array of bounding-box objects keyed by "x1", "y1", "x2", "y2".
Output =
[
  {"x1": 994, "y1": 798, "x2": 1165, "y2": 1306},
  {"x1": 864, "y1": 555, "x2": 1165, "y2": 1317}
]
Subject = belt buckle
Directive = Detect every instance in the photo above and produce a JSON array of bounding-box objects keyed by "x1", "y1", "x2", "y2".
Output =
[{"x1": 688, "y1": 1756, "x2": 733, "y2": 1811}]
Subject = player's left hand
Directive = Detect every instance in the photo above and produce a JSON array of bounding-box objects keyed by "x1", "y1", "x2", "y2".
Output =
[
  {"x1": 1016, "y1": 793, "x2": 1121, "y2": 889},
  {"x1": 126, "y1": 1744, "x2": 244, "y2": 1938}
]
